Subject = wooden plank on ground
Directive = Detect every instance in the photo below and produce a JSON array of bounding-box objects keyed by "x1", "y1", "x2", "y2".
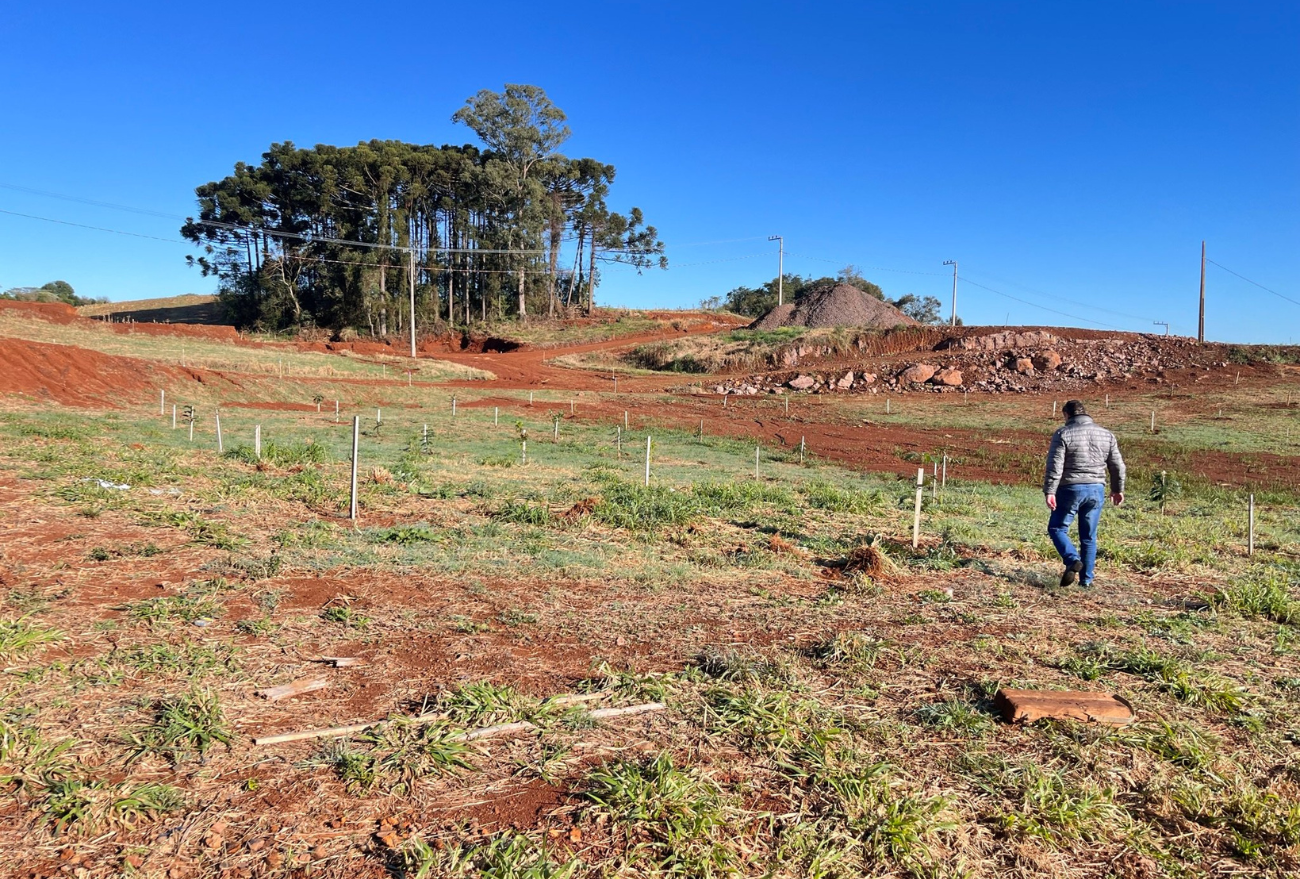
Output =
[{"x1": 995, "y1": 689, "x2": 1135, "y2": 725}]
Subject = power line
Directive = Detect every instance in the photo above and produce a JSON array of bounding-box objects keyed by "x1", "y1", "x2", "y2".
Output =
[
  {"x1": 666, "y1": 253, "x2": 769, "y2": 268},
  {"x1": 1207, "y1": 259, "x2": 1300, "y2": 308},
  {"x1": 956, "y1": 275, "x2": 1128, "y2": 330},
  {"x1": 781, "y1": 251, "x2": 946, "y2": 277},
  {"x1": 0, "y1": 208, "x2": 189, "y2": 244},
  {"x1": 962, "y1": 269, "x2": 1158, "y2": 323},
  {"x1": 0, "y1": 182, "x2": 185, "y2": 220}
]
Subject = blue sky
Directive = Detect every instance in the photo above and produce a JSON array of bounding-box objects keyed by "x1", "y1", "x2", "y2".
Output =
[{"x1": 2, "y1": 1, "x2": 1296, "y2": 342}]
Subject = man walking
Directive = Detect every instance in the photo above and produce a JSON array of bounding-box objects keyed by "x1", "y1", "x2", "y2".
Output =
[{"x1": 1044, "y1": 400, "x2": 1125, "y2": 587}]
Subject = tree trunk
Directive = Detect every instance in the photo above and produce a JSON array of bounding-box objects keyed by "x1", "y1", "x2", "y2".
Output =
[
  {"x1": 565, "y1": 231, "x2": 583, "y2": 308},
  {"x1": 587, "y1": 235, "x2": 597, "y2": 315}
]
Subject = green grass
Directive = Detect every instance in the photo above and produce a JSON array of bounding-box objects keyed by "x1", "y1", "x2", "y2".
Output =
[{"x1": 126, "y1": 689, "x2": 233, "y2": 764}]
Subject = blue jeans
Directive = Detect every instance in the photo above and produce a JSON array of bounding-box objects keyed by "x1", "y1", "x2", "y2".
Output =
[{"x1": 1048, "y1": 483, "x2": 1105, "y2": 583}]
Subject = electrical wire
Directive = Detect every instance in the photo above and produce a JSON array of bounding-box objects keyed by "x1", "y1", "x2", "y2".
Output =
[
  {"x1": 1207, "y1": 259, "x2": 1300, "y2": 308},
  {"x1": 963, "y1": 269, "x2": 1158, "y2": 323},
  {"x1": 956, "y1": 275, "x2": 1128, "y2": 330},
  {"x1": 0, "y1": 208, "x2": 188, "y2": 244},
  {"x1": 781, "y1": 251, "x2": 946, "y2": 277}
]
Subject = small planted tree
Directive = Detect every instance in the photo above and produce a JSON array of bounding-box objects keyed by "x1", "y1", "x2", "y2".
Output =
[{"x1": 1149, "y1": 470, "x2": 1182, "y2": 515}]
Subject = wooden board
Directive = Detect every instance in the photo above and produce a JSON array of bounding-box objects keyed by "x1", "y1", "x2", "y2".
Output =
[{"x1": 995, "y1": 689, "x2": 1135, "y2": 725}]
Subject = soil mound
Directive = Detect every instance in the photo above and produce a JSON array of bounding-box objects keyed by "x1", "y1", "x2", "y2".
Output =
[
  {"x1": 0, "y1": 300, "x2": 79, "y2": 324},
  {"x1": 0, "y1": 338, "x2": 176, "y2": 406},
  {"x1": 750, "y1": 284, "x2": 919, "y2": 331}
]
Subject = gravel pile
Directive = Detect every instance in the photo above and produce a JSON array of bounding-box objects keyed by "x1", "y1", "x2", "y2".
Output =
[{"x1": 750, "y1": 283, "x2": 918, "y2": 330}]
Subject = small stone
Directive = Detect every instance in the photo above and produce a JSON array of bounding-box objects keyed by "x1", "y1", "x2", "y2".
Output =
[
  {"x1": 787, "y1": 374, "x2": 816, "y2": 390},
  {"x1": 569, "y1": 827, "x2": 582, "y2": 843}
]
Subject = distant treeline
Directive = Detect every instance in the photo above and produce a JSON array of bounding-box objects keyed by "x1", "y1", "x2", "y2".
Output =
[
  {"x1": 182, "y1": 85, "x2": 665, "y2": 334},
  {"x1": 702, "y1": 267, "x2": 947, "y2": 323},
  {"x1": 1, "y1": 280, "x2": 105, "y2": 308}
]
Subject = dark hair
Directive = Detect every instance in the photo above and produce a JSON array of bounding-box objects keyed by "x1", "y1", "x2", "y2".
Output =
[{"x1": 1063, "y1": 399, "x2": 1087, "y2": 417}]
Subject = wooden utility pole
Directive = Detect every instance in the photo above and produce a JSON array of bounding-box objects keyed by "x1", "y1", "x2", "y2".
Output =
[
  {"x1": 409, "y1": 247, "x2": 418, "y2": 359},
  {"x1": 1198, "y1": 240, "x2": 1206, "y2": 344}
]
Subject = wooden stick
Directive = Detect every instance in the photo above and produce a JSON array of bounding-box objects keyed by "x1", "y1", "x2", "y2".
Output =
[
  {"x1": 451, "y1": 721, "x2": 536, "y2": 742},
  {"x1": 257, "y1": 677, "x2": 329, "y2": 702},
  {"x1": 253, "y1": 699, "x2": 663, "y2": 746}
]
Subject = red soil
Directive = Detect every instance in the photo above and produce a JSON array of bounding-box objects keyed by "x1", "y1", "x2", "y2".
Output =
[{"x1": 0, "y1": 337, "x2": 183, "y2": 406}]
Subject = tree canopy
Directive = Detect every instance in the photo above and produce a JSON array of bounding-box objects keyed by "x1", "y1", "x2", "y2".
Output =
[
  {"x1": 181, "y1": 85, "x2": 665, "y2": 333},
  {"x1": 0, "y1": 280, "x2": 103, "y2": 307},
  {"x1": 703, "y1": 265, "x2": 945, "y2": 324}
]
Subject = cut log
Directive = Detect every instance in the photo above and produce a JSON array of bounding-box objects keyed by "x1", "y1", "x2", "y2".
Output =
[
  {"x1": 995, "y1": 689, "x2": 1134, "y2": 725},
  {"x1": 589, "y1": 702, "x2": 666, "y2": 720},
  {"x1": 257, "y1": 677, "x2": 329, "y2": 702}
]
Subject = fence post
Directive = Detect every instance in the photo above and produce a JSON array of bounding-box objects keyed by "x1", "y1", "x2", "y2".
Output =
[
  {"x1": 529, "y1": 391, "x2": 534, "y2": 406},
  {"x1": 255, "y1": 424, "x2": 262, "y2": 460},
  {"x1": 941, "y1": 454, "x2": 948, "y2": 489},
  {"x1": 617, "y1": 426, "x2": 622, "y2": 457},
  {"x1": 886, "y1": 398, "x2": 890, "y2": 415},
  {"x1": 452, "y1": 397, "x2": 457, "y2": 418},
  {"x1": 160, "y1": 389, "x2": 165, "y2": 416},
  {"x1": 215, "y1": 410, "x2": 223, "y2": 453},
  {"x1": 799, "y1": 435, "x2": 805, "y2": 464},
  {"x1": 335, "y1": 400, "x2": 339, "y2": 423},
  {"x1": 912, "y1": 468, "x2": 924, "y2": 549},
  {"x1": 349, "y1": 416, "x2": 360, "y2": 520},
  {"x1": 494, "y1": 407, "x2": 499, "y2": 426},
  {"x1": 624, "y1": 411, "x2": 628, "y2": 429},
  {"x1": 171, "y1": 404, "x2": 177, "y2": 430},
  {"x1": 755, "y1": 445, "x2": 760, "y2": 479},
  {"x1": 1052, "y1": 400, "x2": 1057, "y2": 418},
  {"x1": 1150, "y1": 410, "x2": 1156, "y2": 434},
  {"x1": 644, "y1": 436, "x2": 651, "y2": 487},
  {"x1": 376, "y1": 408, "x2": 382, "y2": 425},
  {"x1": 1248, "y1": 494, "x2": 1255, "y2": 556}
]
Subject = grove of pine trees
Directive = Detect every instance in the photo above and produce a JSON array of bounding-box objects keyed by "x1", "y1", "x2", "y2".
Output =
[{"x1": 181, "y1": 85, "x2": 666, "y2": 334}]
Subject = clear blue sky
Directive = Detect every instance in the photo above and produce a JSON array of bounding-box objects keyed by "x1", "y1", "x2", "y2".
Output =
[{"x1": 2, "y1": 2, "x2": 1296, "y2": 342}]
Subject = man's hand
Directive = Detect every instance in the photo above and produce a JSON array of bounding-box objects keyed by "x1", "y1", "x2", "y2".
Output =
[
  {"x1": 1046, "y1": 494, "x2": 1057, "y2": 511},
  {"x1": 1111, "y1": 492, "x2": 1124, "y2": 506}
]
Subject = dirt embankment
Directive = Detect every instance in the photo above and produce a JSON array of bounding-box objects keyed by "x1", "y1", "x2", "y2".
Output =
[{"x1": 0, "y1": 338, "x2": 187, "y2": 406}]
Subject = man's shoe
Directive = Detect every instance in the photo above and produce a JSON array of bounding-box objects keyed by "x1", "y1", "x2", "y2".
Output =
[
  {"x1": 1060, "y1": 560, "x2": 1083, "y2": 587},
  {"x1": 1079, "y1": 580, "x2": 1093, "y2": 589}
]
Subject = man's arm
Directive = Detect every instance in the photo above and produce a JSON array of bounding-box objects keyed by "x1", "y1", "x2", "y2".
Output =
[
  {"x1": 1107, "y1": 432, "x2": 1126, "y2": 501},
  {"x1": 1043, "y1": 432, "x2": 1065, "y2": 497}
]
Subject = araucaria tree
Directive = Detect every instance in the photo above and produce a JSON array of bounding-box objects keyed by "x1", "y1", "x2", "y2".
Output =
[{"x1": 181, "y1": 84, "x2": 665, "y2": 333}]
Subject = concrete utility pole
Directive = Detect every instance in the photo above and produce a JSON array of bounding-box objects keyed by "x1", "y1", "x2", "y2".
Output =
[
  {"x1": 768, "y1": 235, "x2": 784, "y2": 305},
  {"x1": 1198, "y1": 240, "x2": 1206, "y2": 344},
  {"x1": 943, "y1": 260, "x2": 958, "y2": 326},
  {"x1": 409, "y1": 247, "x2": 418, "y2": 359}
]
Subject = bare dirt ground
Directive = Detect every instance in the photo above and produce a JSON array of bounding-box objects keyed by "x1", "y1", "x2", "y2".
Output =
[{"x1": 3, "y1": 306, "x2": 1299, "y2": 877}]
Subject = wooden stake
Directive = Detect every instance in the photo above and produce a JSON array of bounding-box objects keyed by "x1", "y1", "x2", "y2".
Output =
[
  {"x1": 644, "y1": 435, "x2": 651, "y2": 486},
  {"x1": 255, "y1": 424, "x2": 262, "y2": 459},
  {"x1": 334, "y1": 400, "x2": 339, "y2": 422},
  {"x1": 215, "y1": 410, "x2": 223, "y2": 453},
  {"x1": 1150, "y1": 410, "x2": 1156, "y2": 433},
  {"x1": 160, "y1": 389, "x2": 165, "y2": 415},
  {"x1": 886, "y1": 398, "x2": 891, "y2": 415},
  {"x1": 784, "y1": 397, "x2": 789, "y2": 415},
  {"x1": 521, "y1": 440, "x2": 527, "y2": 465},
  {"x1": 349, "y1": 416, "x2": 360, "y2": 520},
  {"x1": 452, "y1": 397, "x2": 457, "y2": 417},
  {"x1": 257, "y1": 678, "x2": 328, "y2": 702},
  {"x1": 754, "y1": 445, "x2": 760, "y2": 479},
  {"x1": 494, "y1": 407, "x2": 499, "y2": 425},
  {"x1": 624, "y1": 410, "x2": 628, "y2": 429},
  {"x1": 376, "y1": 408, "x2": 382, "y2": 425},
  {"x1": 799, "y1": 435, "x2": 805, "y2": 464},
  {"x1": 941, "y1": 454, "x2": 948, "y2": 489},
  {"x1": 529, "y1": 391, "x2": 534, "y2": 405},
  {"x1": 616, "y1": 426, "x2": 622, "y2": 456},
  {"x1": 912, "y1": 468, "x2": 924, "y2": 549},
  {"x1": 1052, "y1": 400, "x2": 1057, "y2": 417},
  {"x1": 171, "y1": 404, "x2": 176, "y2": 430},
  {"x1": 1248, "y1": 494, "x2": 1255, "y2": 556}
]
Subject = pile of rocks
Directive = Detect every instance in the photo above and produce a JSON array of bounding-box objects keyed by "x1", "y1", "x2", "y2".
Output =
[{"x1": 704, "y1": 331, "x2": 1232, "y2": 397}]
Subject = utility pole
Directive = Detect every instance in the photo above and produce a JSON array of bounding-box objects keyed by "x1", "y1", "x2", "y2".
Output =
[
  {"x1": 1198, "y1": 240, "x2": 1206, "y2": 344},
  {"x1": 943, "y1": 260, "x2": 958, "y2": 326},
  {"x1": 768, "y1": 235, "x2": 784, "y2": 305},
  {"x1": 409, "y1": 246, "x2": 417, "y2": 359}
]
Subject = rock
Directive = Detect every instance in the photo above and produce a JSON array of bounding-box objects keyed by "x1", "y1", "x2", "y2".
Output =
[
  {"x1": 1014, "y1": 357, "x2": 1035, "y2": 375},
  {"x1": 900, "y1": 364, "x2": 937, "y2": 384},
  {"x1": 859, "y1": 373, "x2": 877, "y2": 385},
  {"x1": 836, "y1": 371, "x2": 854, "y2": 389},
  {"x1": 788, "y1": 374, "x2": 816, "y2": 390},
  {"x1": 933, "y1": 368, "x2": 963, "y2": 386},
  {"x1": 1033, "y1": 349, "x2": 1063, "y2": 371}
]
